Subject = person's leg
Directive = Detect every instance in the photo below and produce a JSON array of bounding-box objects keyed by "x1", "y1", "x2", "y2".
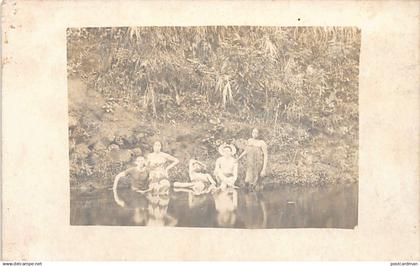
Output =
[
  {"x1": 191, "y1": 181, "x2": 206, "y2": 195},
  {"x1": 216, "y1": 173, "x2": 229, "y2": 189},
  {"x1": 213, "y1": 170, "x2": 222, "y2": 185},
  {"x1": 220, "y1": 181, "x2": 228, "y2": 191},
  {"x1": 149, "y1": 182, "x2": 159, "y2": 193},
  {"x1": 134, "y1": 187, "x2": 153, "y2": 194},
  {"x1": 173, "y1": 181, "x2": 195, "y2": 188},
  {"x1": 226, "y1": 176, "x2": 239, "y2": 188},
  {"x1": 174, "y1": 187, "x2": 194, "y2": 193},
  {"x1": 205, "y1": 174, "x2": 217, "y2": 185},
  {"x1": 159, "y1": 179, "x2": 170, "y2": 194}
]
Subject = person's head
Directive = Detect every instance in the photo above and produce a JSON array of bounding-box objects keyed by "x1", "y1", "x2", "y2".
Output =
[
  {"x1": 222, "y1": 146, "x2": 233, "y2": 157},
  {"x1": 135, "y1": 156, "x2": 146, "y2": 167},
  {"x1": 251, "y1": 128, "x2": 259, "y2": 139},
  {"x1": 192, "y1": 161, "x2": 201, "y2": 170},
  {"x1": 153, "y1": 141, "x2": 162, "y2": 153},
  {"x1": 218, "y1": 144, "x2": 236, "y2": 158}
]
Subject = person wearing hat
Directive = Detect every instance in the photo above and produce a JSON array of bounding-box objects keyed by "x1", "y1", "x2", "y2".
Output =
[{"x1": 214, "y1": 144, "x2": 239, "y2": 190}]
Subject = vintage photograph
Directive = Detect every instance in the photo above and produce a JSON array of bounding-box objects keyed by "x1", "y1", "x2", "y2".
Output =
[{"x1": 67, "y1": 26, "x2": 360, "y2": 228}]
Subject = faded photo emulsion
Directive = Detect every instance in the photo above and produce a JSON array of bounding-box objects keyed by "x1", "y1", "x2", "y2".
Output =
[{"x1": 67, "y1": 26, "x2": 360, "y2": 228}]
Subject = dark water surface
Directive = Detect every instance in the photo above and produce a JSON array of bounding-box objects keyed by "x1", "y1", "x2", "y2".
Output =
[{"x1": 70, "y1": 183, "x2": 358, "y2": 228}]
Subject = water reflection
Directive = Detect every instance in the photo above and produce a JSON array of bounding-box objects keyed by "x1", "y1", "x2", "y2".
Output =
[
  {"x1": 146, "y1": 193, "x2": 177, "y2": 226},
  {"x1": 214, "y1": 188, "x2": 238, "y2": 227},
  {"x1": 70, "y1": 183, "x2": 358, "y2": 229}
]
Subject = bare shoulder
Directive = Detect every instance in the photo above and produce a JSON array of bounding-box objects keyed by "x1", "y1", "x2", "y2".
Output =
[
  {"x1": 124, "y1": 167, "x2": 136, "y2": 174},
  {"x1": 162, "y1": 152, "x2": 178, "y2": 160},
  {"x1": 259, "y1": 140, "x2": 267, "y2": 147}
]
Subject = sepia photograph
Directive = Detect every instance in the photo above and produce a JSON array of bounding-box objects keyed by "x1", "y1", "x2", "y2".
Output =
[
  {"x1": 2, "y1": 0, "x2": 419, "y2": 261},
  {"x1": 67, "y1": 26, "x2": 360, "y2": 228}
]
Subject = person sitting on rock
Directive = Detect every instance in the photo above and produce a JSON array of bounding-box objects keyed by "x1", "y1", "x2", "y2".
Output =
[
  {"x1": 214, "y1": 144, "x2": 239, "y2": 190},
  {"x1": 174, "y1": 159, "x2": 217, "y2": 195}
]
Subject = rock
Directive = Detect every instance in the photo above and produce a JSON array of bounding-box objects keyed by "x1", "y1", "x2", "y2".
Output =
[
  {"x1": 93, "y1": 141, "x2": 107, "y2": 151},
  {"x1": 119, "y1": 149, "x2": 133, "y2": 163},
  {"x1": 74, "y1": 144, "x2": 90, "y2": 158},
  {"x1": 123, "y1": 135, "x2": 137, "y2": 147},
  {"x1": 109, "y1": 148, "x2": 132, "y2": 163},
  {"x1": 79, "y1": 183, "x2": 97, "y2": 193},
  {"x1": 68, "y1": 115, "x2": 78, "y2": 128},
  {"x1": 87, "y1": 153, "x2": 100, "y2": 165},
  {"x1": 132, "y1": 148, "x2": 143, "y2": 157},
  {"x1": 101, "y1": 133, "x2": 115, "y2": 146},
  {"x1": 136, "y1": 132, "x2": 146, "y2": 140},
  {"x1": 109, "y1": 144, "x2": 120, "y2": 151}
]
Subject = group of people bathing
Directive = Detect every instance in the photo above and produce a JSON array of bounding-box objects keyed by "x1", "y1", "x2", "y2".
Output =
[{"x1": 113, "y1": 128, "x2": 268, "y2": 202}]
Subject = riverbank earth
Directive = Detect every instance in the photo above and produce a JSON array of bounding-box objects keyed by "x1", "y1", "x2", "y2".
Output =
[{"x1": 69, "y1": 77, "x2": 358, "y2": 191}]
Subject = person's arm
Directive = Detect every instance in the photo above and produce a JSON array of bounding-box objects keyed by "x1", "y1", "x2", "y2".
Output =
[
  {"x1": 145, "y1": 155, "x2": 151, "y2": 170},
  {"x1": 164, "y1": 153, "x2": 179, "y2": 173},
  {"x1": 233, "y1": 160, "x2": 238, "y2": 180},
  {"x1": 236, "y1": 140, "x2": 250, "y2": 161},
  {"x1": 195, "y1": 159, "x2": 207, "y2": 168},
  {"x1": 113, "y1": 170, "x2": 126, "y2": 191},
  {"x1": 188, "y1": 159, "x2": 194, "y2": 177},
  {"x1": 113, "y1": 170, "x2": 126, "y2": 207},
  {"x1": 260, "y1": 141, "x2": 268, "y2": 176},
  {"x1": 237, "y1": 150, "x2": 247, "y2": 161},
  {"x1": 213, "y1": 158, "x2": 221, "y2": 176}
]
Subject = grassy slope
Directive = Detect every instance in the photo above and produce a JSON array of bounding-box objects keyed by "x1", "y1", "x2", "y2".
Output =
[{"x1": 69, "y1": 77, "x2": 358, "y2": 191}]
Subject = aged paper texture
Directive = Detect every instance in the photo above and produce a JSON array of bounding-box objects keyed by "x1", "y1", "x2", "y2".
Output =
[{"x1": 2, "y1": 0, "x2": 419, "y2": 260}]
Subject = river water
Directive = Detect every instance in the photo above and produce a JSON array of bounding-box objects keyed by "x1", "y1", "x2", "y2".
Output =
[{"x1": 71, "y1": 183, "x2": 358, "y2": 229}]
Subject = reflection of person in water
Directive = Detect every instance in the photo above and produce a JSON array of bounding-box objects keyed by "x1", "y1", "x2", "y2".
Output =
[
  {"x1": 237, "y1": 192, "x2": 267, "y2": 229},
  {"x1": 174, "y1": 159, "x2": 216, "y2": 195},
  {"x1": 113, "y1": 156, "x2": 149, "y2": 207},
  {"x1": 112, "y1": 189, "x2": 150, "y2": 225},
  {"x1": 146, "y1": 141, "x2": 179, "y2": 194},
  {"x1": 213, "y1": 188, "x2": 242, "y2": 227},
  {"x1": 237, "y1": 128, "x2": 268, "y2": 189},
  {"x1": 214, "y1": 144, "x2": 238, "y2": 190},
  {"x1": 145, "y1": 193, "x2": 177, "y2": 226}
]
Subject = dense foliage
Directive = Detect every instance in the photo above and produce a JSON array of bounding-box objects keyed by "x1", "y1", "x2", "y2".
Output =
[{"x1": 67, "y1": 26, "x2": 360, "y2": 189}]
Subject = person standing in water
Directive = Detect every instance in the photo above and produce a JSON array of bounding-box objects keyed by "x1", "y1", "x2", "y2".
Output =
[
  {"x1": 237, "y1": 128, "x2": 268, "y2": 189},
  {"x1": 214, "y1": 144, "x2": 239, "y2": 190},
  {"x1": 113, "y1": 156, "x2": 149, "y2": 207},
  {"x1": 146, "y1": 141, "x2": 179, "y2": 194}
]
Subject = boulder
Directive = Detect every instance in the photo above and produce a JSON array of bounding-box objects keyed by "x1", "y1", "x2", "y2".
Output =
[
  {"x1": 132, "y1": 148, "x2": 143, "y2": 157},
  {"x1": 74, "y1": 144, "x2": 90, "y2": 158},
  {"x1": 93, "y1": 141, "x2": 107, "y2": 151},
  {"x1": 109, "y1": 148, "x2": 133, "y2": 163},
  {"x1": 68, "y1": 114, "x2": 79, "y2": 128}
]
